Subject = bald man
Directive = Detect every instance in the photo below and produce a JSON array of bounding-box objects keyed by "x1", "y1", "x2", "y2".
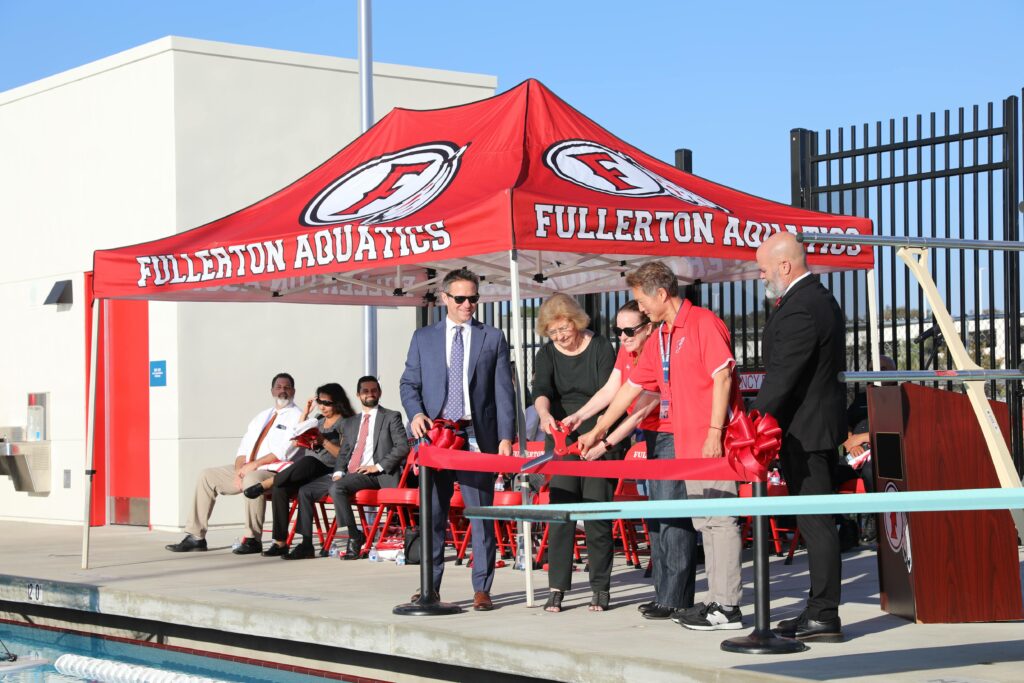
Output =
[{"x1": 752, "y1": 231, "x2": 846, "y2": 642}]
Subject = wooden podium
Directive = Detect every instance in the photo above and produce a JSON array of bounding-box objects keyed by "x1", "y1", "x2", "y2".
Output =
[{"x1": 868, "y1": 383, "x2": 1022, "y2": 623}]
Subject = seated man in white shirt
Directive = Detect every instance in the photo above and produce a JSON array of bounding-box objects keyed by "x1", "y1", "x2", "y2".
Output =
[
  {"x1": 294, "y1": 376, "x2": 409, "y2": 560},
  {"x1": 166, "y1": 372, "x2": 302, "y2": 554}
]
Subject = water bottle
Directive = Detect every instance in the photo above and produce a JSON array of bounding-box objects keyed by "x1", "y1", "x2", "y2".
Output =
[
  {"x1": 368, "y1": 545, "x2": 379, "y2": 562},
  {"x1": 395, "y1": 548, "x2": 406, "y2": 566},
  {"x1": 328, "y1": 541, "x2": 341, "y2": 558},
  {"x1": 768, "y1": 468, "x2": 782, "y2": 486},
  {"x1": 494, "y1": 476, "x2": 505, "y2": 492}
]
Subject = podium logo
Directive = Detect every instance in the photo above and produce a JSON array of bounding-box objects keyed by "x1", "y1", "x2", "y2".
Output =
[
  {"x1": 302, "y1": 142, "x2": 468, "y2": 226},
  {"x1": 882, "y1": 482, "x2": 913, "y2": 572},
  {"x1": 544, "y1": 139, "x2": 728, "y2": 212}
]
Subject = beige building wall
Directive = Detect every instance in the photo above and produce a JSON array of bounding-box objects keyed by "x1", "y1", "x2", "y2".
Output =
[{"x1": 0, "y1": 36, "x2": 496, "y2": 531}]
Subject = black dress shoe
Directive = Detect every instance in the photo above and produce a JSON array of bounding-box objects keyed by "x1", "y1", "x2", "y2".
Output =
[
  {"x1": 262, "y1": 543, "x2": 288, "y2": 557},
  {"x1": 232, "y1": 538, "x2": 262, "y2": 555},
  {"x1": 636, "y1": 600, "x2": 657, "y2": 613},
  {"x1": 165, "y1": 535, "x2": 207, "y2": 552},
  {"x1": 776, "y1": 612, "x2": 843, "y2": 642},
  {"x1": 283, "y1": 543, "x2": 315, "y2": 560},
  {"x1": 242, "y1": 484, "x2": 265, "y2": 499},
  {"x1": 640, "y1": 603, "x2": 679, "y2": 620},
  {"x1": 342, "y1": 534, "x2": 367, "y2": 560}
]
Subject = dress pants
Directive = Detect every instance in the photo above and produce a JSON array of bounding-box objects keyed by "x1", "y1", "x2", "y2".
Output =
[
  {"x1": 547, "y1": 465, "x2": 615, "y2": 592},
  {"x1": 185, "y1": 464, "x2": 273, "y2": 540},
  {"x1": 271, "y1": 456, "x2": 331, "y2": 543},
  {"x1": 431, "y1": 468, "x2": 496, "y2": 593},
  {"x1": 779, "y1": 434, "x2": 841, "y2": 621},
  {"x1": 645, "y1": 431, "x2": 698, "y2": 609},
  {"x1": 684, "y1": 479, "x2": 742, "y2": 606},
  {"x1": 330, "y1": 472, "x2": 383, "y2": 538},
  {"x1": 296, "y1": 472, "x2": 385, "y2": 542}
]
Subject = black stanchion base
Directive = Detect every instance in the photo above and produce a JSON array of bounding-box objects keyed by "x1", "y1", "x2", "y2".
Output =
[
  {"x1": 721, "y1": 629, "x2": 808, "y2": 655},
  {"x1": 392, "y1": 599, "x2": 463, "y2": 616}
]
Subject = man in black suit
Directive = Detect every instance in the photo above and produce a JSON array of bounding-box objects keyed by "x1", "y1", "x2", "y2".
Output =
[
  {"x1": 294, "y1": 376, "x2": 409, "y2": 560},
  {"x1": 753, "y1": 231, "x2": 846, "y2": 642}
]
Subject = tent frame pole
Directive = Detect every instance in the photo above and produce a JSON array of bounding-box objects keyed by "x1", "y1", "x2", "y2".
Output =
[
  {"x1": 81, "y1": 299, "x2": 100, "y2": 570},
  {"x1": 866, "y1": 268, "x2": 881, "y2": 377},
  {"x1": 507, "y1": 249, "x2": 535, "y2": 607}
]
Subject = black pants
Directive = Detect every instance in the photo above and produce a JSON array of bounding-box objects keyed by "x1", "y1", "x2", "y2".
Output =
[
  {"x1": 271, "y1": 456, "x2": 331, "y2": 542},
  {"x1": 779, "y1": 435, "x2": 841, "y2": 620},
  {"x1": 330, "y1": 472, "x2": 384, "y2": 538},
  {"x1": 547, "y1": 466, "x2": 616, "y2": 593}
]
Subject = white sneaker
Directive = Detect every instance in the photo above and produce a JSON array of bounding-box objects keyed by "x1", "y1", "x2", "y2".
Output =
[{"x1": 675, "y1": 602, "x2": 744, "y2": 631}]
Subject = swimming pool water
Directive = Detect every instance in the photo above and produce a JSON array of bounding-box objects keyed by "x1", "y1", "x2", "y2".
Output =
[{"x1": 0, "y1": 622, "x2": 332, "y2": 682}]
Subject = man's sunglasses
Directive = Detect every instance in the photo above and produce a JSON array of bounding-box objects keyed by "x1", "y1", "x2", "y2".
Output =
[
  {"x1": 613, "y1": 322, "x2": 649, "y2": 337},
  {"x1": 446, "y1": 293, "x2": 480, "y2": 305},
  {"x1": 316, "y1": 399, "x2": 336, "y2": 406}
]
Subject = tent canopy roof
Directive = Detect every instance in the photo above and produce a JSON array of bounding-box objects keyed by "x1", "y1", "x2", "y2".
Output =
[{"x1": 92, "y1": 79, "x2": 873, "y2": 305}]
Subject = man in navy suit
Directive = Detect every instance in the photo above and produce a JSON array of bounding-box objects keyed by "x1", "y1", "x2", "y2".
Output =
[{"x1": 400, "y1": 267, "x2": 516, "y2": 611}]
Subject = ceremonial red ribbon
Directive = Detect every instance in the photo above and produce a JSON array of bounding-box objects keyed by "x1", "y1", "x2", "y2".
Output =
[{"x1": 416, "y1": 411, "x2": 782, "y2": 483}]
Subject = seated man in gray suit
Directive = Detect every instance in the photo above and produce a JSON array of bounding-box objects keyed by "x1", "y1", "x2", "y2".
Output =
[{"x1": 294, "y1": 376, "x2": 409, "y2": 559}]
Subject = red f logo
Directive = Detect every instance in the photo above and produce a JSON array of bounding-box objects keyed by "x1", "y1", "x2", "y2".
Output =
[
  {"x1": 332, "y1": 161, "x2": 432, "y2": 217},
  {"x1": 573, "y1": 152, "x2": 637, "y2": 192}
]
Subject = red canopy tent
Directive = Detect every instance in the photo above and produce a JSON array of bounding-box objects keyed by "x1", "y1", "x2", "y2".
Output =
[
  {"x1": 83, "y1": 79, "x2": 876, "y2": 572},
  {"x1": 92, "y1": 79, "x2": 872, "y2": 306}
]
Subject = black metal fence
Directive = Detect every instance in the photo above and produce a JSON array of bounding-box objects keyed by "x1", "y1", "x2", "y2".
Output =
[
  {"x1": 791, "y1": 92, "x2": 1023, "y2": 472},
  {"x1": 417, "y1": 91, "x2": 1024, "y2": 473}
]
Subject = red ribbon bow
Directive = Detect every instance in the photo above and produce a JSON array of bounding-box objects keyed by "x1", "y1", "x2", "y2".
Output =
[
  {"x1": 425, "y1": 418, "x2": 466, "y2": 451},
  {"x1": 724, "y1": 410, "x2": 782, "y2": 481}
]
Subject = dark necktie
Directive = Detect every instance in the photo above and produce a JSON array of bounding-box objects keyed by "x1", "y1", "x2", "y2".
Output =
[
  {"x1": 348, "y1": 413, "x2": 371, "y2": 473},
  {"x1": 443, "y1": 325, "x2": 465, "y2": 420}
]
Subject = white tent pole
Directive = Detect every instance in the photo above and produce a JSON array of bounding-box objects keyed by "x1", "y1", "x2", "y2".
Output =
[
  {"x1": 358, "y1": 0, "x2": 378, "y2": 376},
  {"x1": 82, "y1": 299, "x2": 100, "y2": 570},
  {"x1": 866, "y1": 268, "x2": 881, "y2": 377},
  {"x1": 507, "y1": 249, "x2": 535, "y2": 607}
]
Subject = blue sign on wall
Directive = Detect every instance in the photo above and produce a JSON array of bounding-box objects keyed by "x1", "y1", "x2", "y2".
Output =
[{"x1": 150, "y1": 360, "x2": 167, "y2": 387}]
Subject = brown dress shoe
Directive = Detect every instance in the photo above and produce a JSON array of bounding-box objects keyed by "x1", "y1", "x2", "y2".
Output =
[{"x1": 473, "y1": 590, "x2": 494, "y2": 611}]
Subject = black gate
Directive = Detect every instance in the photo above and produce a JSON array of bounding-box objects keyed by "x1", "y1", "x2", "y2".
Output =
[{"x1": 790, "y1": 93, "x2": 1023, "y2": 472}]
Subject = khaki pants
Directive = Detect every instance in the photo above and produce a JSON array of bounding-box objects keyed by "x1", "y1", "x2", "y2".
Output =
[
  {"x1": 185, "y1": 464, "x2": 274, "y2": 540},
  {"x1": 685, "y1": 479, "x2": 743, "y2": 606}
]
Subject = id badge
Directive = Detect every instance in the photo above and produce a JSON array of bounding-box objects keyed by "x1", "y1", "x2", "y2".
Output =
[{"x1": 659, "y1": 398, "x2": 670, "y2": 420}]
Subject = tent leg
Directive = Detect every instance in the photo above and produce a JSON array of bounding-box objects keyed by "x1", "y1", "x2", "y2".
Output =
[
  {"x1": 866, "y1": 268, "x2": 881, "y2": 376},
  {"x1": 82, "y1": 299, "x2": 100, "y2": 570},
  {"x1": 508, "y1": 249, "x2": 535, "y2": 607}
]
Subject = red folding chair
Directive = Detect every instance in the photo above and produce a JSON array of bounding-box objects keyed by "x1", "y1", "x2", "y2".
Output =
[{"x1": 612, "y1": 442, "x2": 650, "y2": 569}]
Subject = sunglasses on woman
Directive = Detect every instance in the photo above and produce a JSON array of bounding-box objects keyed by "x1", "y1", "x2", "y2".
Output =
[
  {"x1": 316, "y1": 399, "x2": 336, "y2": 406},
  {"x1": 613, "y1": 322, "x2": 649, "y2": 337},
  {"x1": 446, "y1": 293, "x2": 480, "y2": 304}
]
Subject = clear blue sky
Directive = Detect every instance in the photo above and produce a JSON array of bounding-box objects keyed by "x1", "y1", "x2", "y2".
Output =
[{"x1": 1, "y1": 0, "x2": 1022, "y2": 204}]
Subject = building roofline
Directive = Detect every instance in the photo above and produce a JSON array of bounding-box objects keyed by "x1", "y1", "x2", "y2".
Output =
[{"x1": 0, "y1": 35, "x2": 497, "y2": 106}]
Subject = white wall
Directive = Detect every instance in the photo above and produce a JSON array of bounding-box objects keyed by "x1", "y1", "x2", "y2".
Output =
[
  {"x1": 0, "y1": 36, "x2": 496, "y2": 529},
  {"x1": 0, "y1": 46, "x2": 177, "y2": 523}
]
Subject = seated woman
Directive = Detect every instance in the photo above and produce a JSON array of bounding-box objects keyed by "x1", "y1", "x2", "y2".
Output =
[
  {"x1": 532, "y1": 293, "x2": 621, "y2": 613},
  {"x1": 258, "y1": 383, "x2": 355, "y2": 559}
]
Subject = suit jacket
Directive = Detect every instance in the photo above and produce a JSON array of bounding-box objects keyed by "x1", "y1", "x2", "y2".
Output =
[
  {"x1": 334, "y1": 406, "x2": 410, "y2": 487},
  {"x1": 753, "y1": 275, "x2": 847, "y2": 452},
  {"x1": 400, "y1": 317, "x2": 516, "y2": 455}
]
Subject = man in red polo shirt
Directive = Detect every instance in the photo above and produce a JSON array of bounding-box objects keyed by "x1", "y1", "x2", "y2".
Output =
[{"x1": 580, "y1": 260, "x2": 744, "y2": 631}]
